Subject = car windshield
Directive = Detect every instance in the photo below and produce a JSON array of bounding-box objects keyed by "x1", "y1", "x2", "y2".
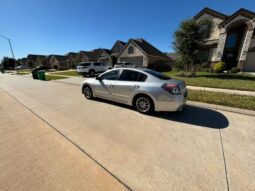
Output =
[{"x1": 143, "y1": 69, "x2": 171, "y2": 80}]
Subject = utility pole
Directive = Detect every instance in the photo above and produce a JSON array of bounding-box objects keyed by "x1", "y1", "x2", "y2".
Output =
[{"x1": 0, "y1": 34, "x2": 17, "y2": 70}]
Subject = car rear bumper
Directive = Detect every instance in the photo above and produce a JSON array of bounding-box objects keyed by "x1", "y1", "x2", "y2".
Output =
[{"x1": 154, "y1": 92, "x2": 187, "y2": 112}]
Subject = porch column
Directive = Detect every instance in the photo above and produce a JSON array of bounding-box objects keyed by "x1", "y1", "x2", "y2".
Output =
[
  {"x1": 238, "y1": 28, "x2": 254, "y2": 69},
  {"x1": 214, "y1": 28, "x2": 227, "y2": 62}
]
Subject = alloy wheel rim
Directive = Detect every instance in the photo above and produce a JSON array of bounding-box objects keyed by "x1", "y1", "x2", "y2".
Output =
[
  {"x1": 84, "y1": 87, "x2": 92, "y2": 98},
  {"x1": 136, "y1": 97, "x2": 150, "y2": 112}
]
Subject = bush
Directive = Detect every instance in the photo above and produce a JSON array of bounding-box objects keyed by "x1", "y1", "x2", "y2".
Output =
[
  {"x1": 214, "y1": 62, "x2": 225, "y2": 73},
  {"x1": 148, "y1": 62, "x2": 172, "y2": 72},
  {"x1": 231, "y1": 67, "x2": 241, "y2": 74},
  {"x1": 178, "y1": 71, "x2": 196, "y2": 77}
]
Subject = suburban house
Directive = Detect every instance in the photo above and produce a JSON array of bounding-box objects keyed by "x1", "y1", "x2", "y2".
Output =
[
  {"x1": 49, "y1": 55, "x2": 68, "y2": 70},
  {"x1": 194, "y1": 7, "x2": 255, "y2": 71},
  {"x1": 97, "y1": 49, "x2": 113, "y2": 65},
  {"x1": 27, "y1": 54, "x2": 46, "y2": 67},
  {"x1": 77, "y1": 51, "x2": 98, "y2": 63},
  {"x1": 111, "y1": 40, "x2": 126, "y2": 64},
  {"x1": 66, "y1": 52, "x2": 79, "y2": 68},
  {"x1": 117, "y1": 38, "x2": 173, "y2": 70}
]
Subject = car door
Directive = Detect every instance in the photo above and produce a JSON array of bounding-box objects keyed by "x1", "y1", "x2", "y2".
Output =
[
  {"x1": 110, "y1": 70, "x2": 147, "y2": 103},
  {"x1": 93, "y1": 62, "x2": 100, "y2": 73},
  {"x1": 93, "y1": 69, "x2": 121, "y2": 100}
]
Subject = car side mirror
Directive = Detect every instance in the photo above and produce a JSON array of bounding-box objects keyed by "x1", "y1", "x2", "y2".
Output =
[{"x1": 96, "y1": 76, "x2": 102, "y2": 80}]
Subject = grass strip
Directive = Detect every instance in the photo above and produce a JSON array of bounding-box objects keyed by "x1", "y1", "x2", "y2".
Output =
[
  {"x1": 46, "y1": 75, "x2": 69, "y2": 81},
  {"x1": 165, "y1": 71, "x2": 255, "y2": 91},
  {"x1": 188, "y1": 90, "x2": 255, "y2": 111}
]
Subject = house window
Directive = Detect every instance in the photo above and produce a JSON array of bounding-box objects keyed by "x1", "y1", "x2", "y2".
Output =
[
  {"x1": 225, "y1": 33, "x2": 238, "y2": 48},
  {"x1": 199, "y1": 23, "x2": 212, "y2": 38},
  {"x1": 128, "y1": 46, "x2": 134, "y2": 54}
]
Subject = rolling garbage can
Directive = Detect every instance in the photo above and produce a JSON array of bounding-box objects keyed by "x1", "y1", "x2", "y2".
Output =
[
  {"x1": 32, "y1": 68, "x2": 39, "y2": 79},
  {"x1": 37, "y1": 70, "x2": 46, "y2": 81}
]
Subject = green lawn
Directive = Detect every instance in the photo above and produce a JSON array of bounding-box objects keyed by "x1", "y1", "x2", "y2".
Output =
[
  {"x1": 164, "y1": 71, "x2": 255, "y2": 91},
  {"x1": 16, "y1": 70, "x2": 31, "y2": 75},
  {"x1": 188, "y1": 90, "x2": 255, "y2": 111},
  {"x1": 50, "y1": 70, "x2": 81, "y2": 76},
  {"x1": 46, "y1": 75, "x2": 68, "y2": 81}
]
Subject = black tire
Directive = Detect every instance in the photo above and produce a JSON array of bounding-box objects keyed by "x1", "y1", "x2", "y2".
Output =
[
  {"x1": 83, "y1": 85, "x2": 93, "y2": 99},
  {"x1": 89, "y1": 70, "x2": 95, "y2": 77},
  {"x1": 133, "y1": 95, "x2": 154, "y2": 114}
]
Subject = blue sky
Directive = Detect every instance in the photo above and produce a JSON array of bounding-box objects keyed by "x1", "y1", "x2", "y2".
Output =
[{"x1": 0, "y1": 0, "x2": 254, "y2": 59}]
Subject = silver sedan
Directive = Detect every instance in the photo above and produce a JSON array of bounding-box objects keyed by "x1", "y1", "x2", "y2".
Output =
[{"x1": 81, "y1": 68, "x2": 187, "y2": 114}]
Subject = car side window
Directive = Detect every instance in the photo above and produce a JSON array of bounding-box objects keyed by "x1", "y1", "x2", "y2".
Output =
[
  {"x1": 137, "y1": 73, "x2": 147, "y2": 82},
  {"x1": 100, "y1": 70, "x2": 120, "y2": 80},
  {"x1": 119, "y1": 70, "x2": 141, "y2": 82},
  {"x1": 94, "y1": 62, "x2": 100, "y2": 66}
]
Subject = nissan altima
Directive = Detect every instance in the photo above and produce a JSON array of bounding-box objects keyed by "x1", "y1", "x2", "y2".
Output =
[{"x1": 81, "y1": 68, "x2": 187, "y2": 114}]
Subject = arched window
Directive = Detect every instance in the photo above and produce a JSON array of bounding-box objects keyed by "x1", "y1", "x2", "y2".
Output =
[{"x1": 128, "y1": 46, "x2": 134, "y2": 54}]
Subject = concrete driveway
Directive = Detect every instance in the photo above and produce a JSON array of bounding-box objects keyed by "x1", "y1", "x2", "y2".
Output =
[{"x1": 0, "y1": 74, "x2": 254, "y2": 191}]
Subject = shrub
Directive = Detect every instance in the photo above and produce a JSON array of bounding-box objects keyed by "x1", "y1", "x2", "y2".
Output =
[
  {"x1": 231, "y1": 67, "x2": 241, "y2": 74},
  {"x1": 178, "y1": 71, "x2": 196, "y2": 77},
  {"x1": 214, "y1": 62, "x2": 225, "y2": 73},
  {"x1": 148, "y1": 62, "x2": 172, "y2": 72}
]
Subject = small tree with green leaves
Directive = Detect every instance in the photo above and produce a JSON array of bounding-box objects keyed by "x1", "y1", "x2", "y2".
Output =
[{"x1": 173, "y1": 18, "x2": 211, "y2": 75}]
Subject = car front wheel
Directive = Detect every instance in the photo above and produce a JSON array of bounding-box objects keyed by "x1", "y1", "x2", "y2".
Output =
[
  {"x1": 134, "y1": 95, "x2": 154, "y2": 114},
  {"x1": 89, "y1": 70, "x2": 95, "y2": 77},
  {"x1": 83, "y1": 86, "x2": 93, "y2": 99}
]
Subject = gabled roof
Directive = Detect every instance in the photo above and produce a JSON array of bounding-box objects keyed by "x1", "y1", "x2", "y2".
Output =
[
  {"x1": 194, "y1": 7, "x2": 228, "y2": 20},
  {"x1": 79, "y1": 51, "x2": 98, "y2": 60},
  {"x1": 65, "y1": 52, "x2": 78, "y2": 57},
  {"x1": 27, "y1": 54, "x2": 46, "y2": 60},
  {"x1": 121, "y1": 38, "x2": 171, "y2": 60},
  {"x1": 51, "y1": 55, "x2": 67, "y2": 62},
  {"x1": 116, "y1": 40, "x2": 126, "y2": 46},
  {"x1": 221, "y1": 8, "x2": 255, "y2": 26}
]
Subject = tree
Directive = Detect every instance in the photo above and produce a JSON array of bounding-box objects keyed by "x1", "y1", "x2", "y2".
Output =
[
  {"x1": 173, "y1": 18, "x2": 211, "y2": 74},
  {"x1": 0, "y1": 57, "x2": 16, "y2": 69}
]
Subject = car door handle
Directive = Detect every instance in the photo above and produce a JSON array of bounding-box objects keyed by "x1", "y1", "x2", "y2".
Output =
[{"x1": 134, "y1": 85, "x2": 140, "y2": 88}]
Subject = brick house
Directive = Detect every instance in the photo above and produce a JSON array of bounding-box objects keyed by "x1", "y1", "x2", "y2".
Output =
[
  {"x1": 194, "y1": 7, "x2": 255, "y2": 71},
  {"x1": 117, "y1": 38, "x2": 173, "y2": 70},
  {"x1": 49, "y1": 55, "x2": 68, "y2": 70}
]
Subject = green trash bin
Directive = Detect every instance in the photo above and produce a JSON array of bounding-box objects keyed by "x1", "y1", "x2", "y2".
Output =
[{"x1": 37, "y1": 70, "x2": 46, "y2": 81}]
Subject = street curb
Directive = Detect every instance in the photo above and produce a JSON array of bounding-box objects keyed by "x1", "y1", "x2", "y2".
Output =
[{"x1": 187, "y1": 101, "x2": 255, "y2": 116}]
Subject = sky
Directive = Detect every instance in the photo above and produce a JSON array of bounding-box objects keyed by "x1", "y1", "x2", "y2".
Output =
[{"x1": 0, "y1": 0, "x2": 254, "y2": 59}]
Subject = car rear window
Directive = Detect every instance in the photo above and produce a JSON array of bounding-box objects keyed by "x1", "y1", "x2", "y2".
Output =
[
  {"x1": 119, "y1": 70, "x2": 147, "y2": 82},
  {"x1": 78, "y1": 63, "x2": 90, "y2": 67},
  {"x1": 143, "y1": 69, "x2": 171, "y2": 80}
]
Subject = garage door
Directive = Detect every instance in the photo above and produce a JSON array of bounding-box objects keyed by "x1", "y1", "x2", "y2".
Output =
[
  {"x1": 119, "y1": 57, "x2": 144, "y2": 68},
  {"x1": 243, "y1": 52, "x2": 255, "y2": 72}
]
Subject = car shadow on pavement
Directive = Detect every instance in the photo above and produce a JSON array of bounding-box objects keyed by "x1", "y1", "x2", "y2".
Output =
[
  {"x1": 152, "y1": 105, "x2": 229, "y2": 129},
  {"x1": 93, "y1": 98, "x2": 229, "y2": 129}
]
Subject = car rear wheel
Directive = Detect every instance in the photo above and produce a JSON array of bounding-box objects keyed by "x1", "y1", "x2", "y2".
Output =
[
  {"x1": 89, "y1": 70, "x2": 95, "y2": 77},
  {"x1": 134, "y1": 95, "x2": 154, "y2": 114},
  {"x1": 83, "y1": 86, "x2": 93, "y2": 99}
]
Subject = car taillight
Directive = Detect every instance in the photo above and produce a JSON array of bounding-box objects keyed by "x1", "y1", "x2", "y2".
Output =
[{"x1": 162, "y1": 83, "x2": 181, "y2": 95}]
